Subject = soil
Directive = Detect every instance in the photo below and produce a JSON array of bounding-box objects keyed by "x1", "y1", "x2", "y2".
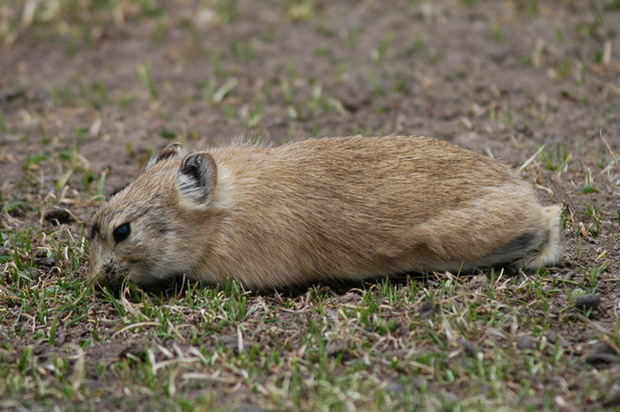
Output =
[{"x1": 0, "y1": 0, "x2": 619, "y2": 410}]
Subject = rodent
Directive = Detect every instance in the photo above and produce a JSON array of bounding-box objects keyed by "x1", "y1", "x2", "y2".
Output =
[{"x1": 88, "y1": 136, "x2": 563, "y2": 291}]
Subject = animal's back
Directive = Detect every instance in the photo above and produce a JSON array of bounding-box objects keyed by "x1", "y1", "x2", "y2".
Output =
[
  {"x1": 200, "y1": 136, "x2": 554, "y2": 288},
  {"x1": 211, "y1": 136, "x2": 515, "y2": 221}
]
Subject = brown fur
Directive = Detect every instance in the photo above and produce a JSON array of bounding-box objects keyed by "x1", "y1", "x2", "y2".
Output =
[{"x1": 88, "y1": 136, "x2": 563, "y2": 290}]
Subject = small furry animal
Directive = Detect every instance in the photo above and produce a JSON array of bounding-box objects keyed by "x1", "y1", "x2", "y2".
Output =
[{"x1": 88, "y1": 136, "x2": 562, "y2": 291}]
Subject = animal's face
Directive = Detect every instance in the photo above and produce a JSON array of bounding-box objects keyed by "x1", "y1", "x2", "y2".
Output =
[
  {"x1": 88, "y1": 186, "x2": 179, "y2": 290},
  {"x1": 88, "y1": 143, "x2": 218, "y2": 291}
]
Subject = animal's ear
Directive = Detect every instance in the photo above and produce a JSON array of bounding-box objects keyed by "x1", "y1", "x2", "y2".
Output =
[
  {"x1": 177, "y1": 152, "x2": 218, "y2": 209},
  {"x1": 146, "y1": 142, "x2": 184, "y2": 169}
]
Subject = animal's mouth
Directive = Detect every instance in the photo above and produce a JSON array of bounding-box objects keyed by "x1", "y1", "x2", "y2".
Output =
[
  {"x1": 92, "y1": 273, "x2": 128, "y2": 296},
  {"x1": 135, "y1": 273, "x2": 191, "y2": 294},
  {"x1": 93, "y1": 272, "x2": 193, "y2": 297}
]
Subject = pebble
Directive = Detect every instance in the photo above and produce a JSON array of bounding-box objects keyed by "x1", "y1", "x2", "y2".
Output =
[
  {"x1": 43, "y1": 208, "x2": 74, "y2": 225},
  {"x1": 218, "y1": 335, "x2": 240, "y2": 352},
  {"x1": 326, "y1": 340, "x2": 349, "y2": 356},
  {"x1": 543, "y1": 332, "x2": 559, "y2": 345},
  {"x1": 35, "y1": 257, "x2": 56, "y2": 267},
  {"x1": 385, "y1": 382, "x2": 406, "y2": 393},
  {"x1": 603, "y1": 391, "x2": 620, "y2": 408},
  {"x1": 418, "y1": 301, "x2": 438, "y2": 319},
  {"x1": 591, "y1": 341, "x2": 617, "y2": 355},
  {"x1": 119, "y1": 344, "x2": 147, "y2": 362},
  {"x1": 238, "y1": 406, "x2": 264, "y2": 412},
  {"x1": 585, "y1": 341, "x2": 618, "y2": 366},
  {"x1": 458, "y1": 338, "x2": 481, "y2": 357},
  {"x1": 574, "y1": 294, "x2": 601, "y2": 312},
  {"x1": 585, "y1": 352, "x2": 618, "y2": 365},
  {"x1": 516, "y1": 334, "x2": 537, "y2": 350}
]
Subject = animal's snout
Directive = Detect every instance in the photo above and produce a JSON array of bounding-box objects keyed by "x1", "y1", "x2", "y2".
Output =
[
  {"x1": 102, "y1": 261, "x2": 120, "y2": 276},
  {"x1": 90, "y1": 260, "x2": 128, "y2": 295},
  {"x1": 92, "y1": 273, "x2": 126, "y2": 296}
]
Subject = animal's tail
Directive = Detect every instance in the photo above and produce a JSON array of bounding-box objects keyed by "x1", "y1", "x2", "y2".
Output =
[{"x1": 525, "y1": 205, "x2": 563, "y2": 269}]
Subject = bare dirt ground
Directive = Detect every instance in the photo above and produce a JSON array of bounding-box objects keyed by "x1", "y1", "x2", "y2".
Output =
[{"x1": 1, "y1": 0, "x2": 619, "y2": 411}]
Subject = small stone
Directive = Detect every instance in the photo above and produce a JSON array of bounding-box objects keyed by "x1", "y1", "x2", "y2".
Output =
[
  {"x1": 385, "y1": 382, "x2": 406, "y2": 393},
  {"x1": 603, "y1": 391, "x2": 620, "y2": 408},
  {"x1": 54, "y1": 332, "x2": 66, "y2": 345},
  {"x1": 585, "y1": 352, "x2": 618, "y2": 365},
  {"x1": 119, "y1": 344, "x2": 147, "y2": 362},
  {"x1": 0, "y1": 88, "x2": 26, "y2": 102},
  {"x1": 458, "y1": 339, "x2": 481, "y2": 357},
  {"x1": 418, "y1": 301, "x2": 438, "y2": 319},
  {"x1": 543, "y1": 332, "x2": 559, "y2": 345},
  {"x1": 590, "y1": 341, "x2": 617, "y2": 356},
  {"x1": 35, "y1": 257, "x2": 55, "y2": 267},
  {"x1": 574, "y1": 294, "x2": 601, "y2": 312},
  {"x1": 43, "y1": 208, "x2": 74, "y2": 225},
  {"x1": 33, "y1": 344, "x2": 49, "y2": 356},
  {"x1": 327, "y1": 340, "x2": 349, "y2": 356},
  {"x1": 238, "y1": 406, "x2": 264, "y2": 412},
  {"x1": 585, "y1": 341, "x2": 618, "y2": 366},
  {"x1": 516, "y1": 334, "x2": 537, "y2": 350},
  {"x1": 217, "y1": 335, "x2": 240, "y2": 352}
]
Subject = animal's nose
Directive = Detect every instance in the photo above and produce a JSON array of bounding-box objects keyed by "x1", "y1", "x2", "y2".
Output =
[
  {"x1": 102, "y1": 262, "x2": 120, "y2": 276},
  {"x1": 91, "y1": 261, "x2": 125, "y2": 296}
]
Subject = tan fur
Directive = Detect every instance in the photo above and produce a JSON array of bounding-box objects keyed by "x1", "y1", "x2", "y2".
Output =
[{"x1": 88, "y1": 136, "x2": 563, "y2": 290}]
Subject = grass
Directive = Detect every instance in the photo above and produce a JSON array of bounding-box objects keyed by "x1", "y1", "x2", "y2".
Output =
[
  {"x1": 1, "y1": 206, "x2": 618, "y2": 410},
  {"x1": 1, "y1": 0, "x2": 620, "y2": 410}
]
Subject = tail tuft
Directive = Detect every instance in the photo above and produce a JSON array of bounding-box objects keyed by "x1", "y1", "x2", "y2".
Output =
[{"x1": 525, "y1": 205, "x2": 563, "y2": 269}]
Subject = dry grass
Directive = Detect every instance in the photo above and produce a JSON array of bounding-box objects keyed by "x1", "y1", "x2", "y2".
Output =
[{"x1": 1, "y1": 0, "x2": 619, "y2": 410}]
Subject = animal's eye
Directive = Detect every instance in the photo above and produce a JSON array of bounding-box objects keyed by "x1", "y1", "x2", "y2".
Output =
[{"x1": 112, "y1": 223, "x2": 131, "y2": 243}]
